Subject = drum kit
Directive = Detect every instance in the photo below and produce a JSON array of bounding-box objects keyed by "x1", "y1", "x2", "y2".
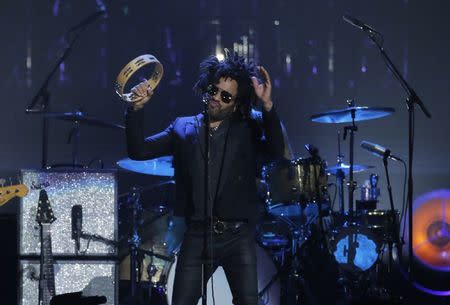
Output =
[{"x1": 115, "y1": 101, "x2": 402, "y2": 305}]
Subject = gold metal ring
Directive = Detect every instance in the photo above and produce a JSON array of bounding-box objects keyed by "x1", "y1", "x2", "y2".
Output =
[{"x1": 115, "y1": 54, "x2": 164, "y2": 103}]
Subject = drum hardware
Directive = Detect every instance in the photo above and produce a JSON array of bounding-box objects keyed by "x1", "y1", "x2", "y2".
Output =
[
  {"x1": 310, "y1": 101, "x2": 395, "y2": 217},
  {"x1": 310, "y1": 102, "x2": 397, "y2": 302},
  {"x1": 43, "y1": 111, "x2": 125, "y2": 130},
  {"x1": 361, "y1": 140, "x2": 404, "y2": 279},
  {"x1": 263, "y1": 157, "x2": 329, "y2": 217},
  {"x1": 304, "y1": 144, "x2": 330, "y2": 249},
  {"x1": 40, "y1": 110, "x2": 124, "y2": 169},
  {"x1": 345, "y1": 15, "x2": 431, "y2": 286},
  {"x1": 304, "y1": 107, "x2": 401, "y2": 302},
  {"x1": 25, "y1": 13, "x2": 109, "y2": 169},
  {"x1": 123, "y1": 186, "x2": 144, "y2": 301},
  {"x1": 310, "y1": 105, "x2": 395, "y2": 124},
  {"x1": 118, "y1": 181, "x2": 184, "y2": 305},
  {"x1": 118, "y1": 180, "x2": 176, "y2": 214},
  {"x1": 356, "y1": 174, "x2": 380, "y2": 210},
  {"x1": 326, "y1": 163, "x2": 374, "y2": 176}
]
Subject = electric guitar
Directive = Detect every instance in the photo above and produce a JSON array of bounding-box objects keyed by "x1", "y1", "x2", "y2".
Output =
[
  {"x1": 36, "y1": 189, "x2": 57, "y2": 305},
  {"x1": 0, "y1": 184, "x2": 29, "y2": 206}
]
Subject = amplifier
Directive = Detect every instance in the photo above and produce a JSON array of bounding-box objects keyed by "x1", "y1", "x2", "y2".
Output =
[
  {"x1": 19, "y1": 170, "x2": 118, "y2": 256},
  {"x1": 19, "y1": 259, "x2": 117, "y2": 305}
]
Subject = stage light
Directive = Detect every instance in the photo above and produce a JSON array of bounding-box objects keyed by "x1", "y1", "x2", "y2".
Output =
[
  {"x1": 401, "y1": 189, "x2": 450, "y2": 295},
  {"x1": 412, "y1": 189, "x2": 450, "y2": 271}
]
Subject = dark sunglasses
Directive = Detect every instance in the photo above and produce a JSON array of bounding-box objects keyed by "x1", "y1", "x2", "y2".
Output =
[{"x1": 206, "y1": 84, "x2": 235, "y2": 104}]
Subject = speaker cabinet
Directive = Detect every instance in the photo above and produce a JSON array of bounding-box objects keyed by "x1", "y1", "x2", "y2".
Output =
[
  {"x1": 19, "y1": 170, "x2": 118, "y2": 256},
  {"x1": 19, "y1": 260, "x2": 117, "y2": 305}
]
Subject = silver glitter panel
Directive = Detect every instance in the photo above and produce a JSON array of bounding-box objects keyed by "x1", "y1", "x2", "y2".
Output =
[
  {"x1": 19, "y1": 260, "x2": 117, "y2": 305},
  {"x1": 20, "y1": 170, "x2": 117, "y2": 256}
]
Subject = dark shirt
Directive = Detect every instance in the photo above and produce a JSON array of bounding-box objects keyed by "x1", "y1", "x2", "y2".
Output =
[{"x1": 190, "y1": 116, "x2": 231, "y2": 221}]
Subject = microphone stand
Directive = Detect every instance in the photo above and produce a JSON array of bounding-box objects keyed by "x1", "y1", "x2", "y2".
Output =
[
  {"x1": 201, "y1": 97, "x2": 211, "y2": 305},
  {"x1": 382, "y1": 152, "x2": 400, "y2": 279},
  {"x1": 366, "y1": 28, "x2": 432, "y2": 282}
]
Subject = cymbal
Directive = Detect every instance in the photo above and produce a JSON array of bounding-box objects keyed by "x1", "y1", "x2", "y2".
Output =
[
  {"x1": 44, "y1": 111, "x2": 125, "y2": 130},
  {"x1": 326, "y1": 163, "x2": 374, "y2": 176},
  {"x1": 310, "y1": 106, "x2": 395, "y2": 123},
  {"x1": 117, "y1": 156, "x2": 174, "y2": 177}
]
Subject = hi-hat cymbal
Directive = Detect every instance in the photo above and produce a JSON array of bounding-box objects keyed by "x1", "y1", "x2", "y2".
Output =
[
  {"x1": 326, "y1": 163, "x2": 374, "y2": 176},
  {"x1": 310, "y1": 106, "x2": 395, "y2": 124},
  {"x1": 117, "y1": 156, "x2": 174, "y2": 177},
  {"x1": 44, "y1": 111, "x2": 125, "y2": 130}
]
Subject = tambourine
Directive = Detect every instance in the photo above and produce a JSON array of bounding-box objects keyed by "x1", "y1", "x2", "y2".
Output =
[{"x1": 115, "y1": 54, "x2": 164, "y2": 103}]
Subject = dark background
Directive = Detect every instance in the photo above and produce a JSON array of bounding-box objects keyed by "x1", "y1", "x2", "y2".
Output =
[{"x1": 0, "y1": 0, "x2": 449, "y2": 303}]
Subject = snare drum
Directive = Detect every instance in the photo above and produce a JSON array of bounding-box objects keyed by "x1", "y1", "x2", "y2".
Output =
[
  {"x1": 262, "y1": 157, "x2": 329, "y2": 217},
  {"x1": 165, "y1": 245, "x2": 280, "y2": 305},
  {"x1": 357, "y1": 209, "x2": 399, "y2": 240}
]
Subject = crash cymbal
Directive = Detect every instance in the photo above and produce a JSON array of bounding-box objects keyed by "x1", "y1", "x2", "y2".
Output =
[
  {"x1": 326, "y1": 163, "x2": 374, "y2": 176},
  {"x1": 117, "y1": 156, "x2": 174, "y2": 177},
  {"x1": 44, "y1": 111, "x2": 125, "y2": 130},
  {"x1": 310, "y1": 106, "x2": 395, "y2": 123}
]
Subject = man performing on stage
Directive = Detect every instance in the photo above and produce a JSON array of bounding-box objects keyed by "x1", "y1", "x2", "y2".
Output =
[{"x1": 125, "y1": 53, "x2": 285, "y2": 305}]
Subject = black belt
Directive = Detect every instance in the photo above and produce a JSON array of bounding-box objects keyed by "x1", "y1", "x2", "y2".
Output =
[{"x1": 189, "y1": 219, "x2": 247, "y2": 234}]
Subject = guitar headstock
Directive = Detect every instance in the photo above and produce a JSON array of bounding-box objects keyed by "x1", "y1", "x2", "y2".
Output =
[
  {"x1": 36, "y1": 190, "x2": 56, "y2": 225},
  {"x1": 0, "y1": 184, "x2": 29, "y2": 206}
]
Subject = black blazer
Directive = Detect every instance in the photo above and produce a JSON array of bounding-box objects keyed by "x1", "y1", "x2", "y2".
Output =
[{"x1": 125, "y1": 107, "x2": 285, "y2": 223}]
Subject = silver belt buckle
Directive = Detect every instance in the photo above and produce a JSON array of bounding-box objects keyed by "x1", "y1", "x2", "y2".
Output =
[{"x1": 213, "y1": 220, "x2": 225, "y2": 234}]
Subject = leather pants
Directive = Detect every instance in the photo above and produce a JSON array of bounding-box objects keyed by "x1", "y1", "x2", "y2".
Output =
[{"x1": 171, "y1": 224, "x2": 258, "y2": 305}]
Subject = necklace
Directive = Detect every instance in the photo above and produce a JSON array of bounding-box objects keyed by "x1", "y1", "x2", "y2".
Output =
[{"x1": 209, "y1": 125, "x2": 219, "y2": 137}]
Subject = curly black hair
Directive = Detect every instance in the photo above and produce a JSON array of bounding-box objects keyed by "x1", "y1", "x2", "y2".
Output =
[{"x1": 193, "y1": 52, "x2": 260, "y2": 119}]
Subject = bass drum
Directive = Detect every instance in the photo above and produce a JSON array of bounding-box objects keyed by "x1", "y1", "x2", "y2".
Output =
[
  {"x1": 166, "y1": 245, "x2": 280, "y2": 305},
  {"x1": 331, "y1": 225, "x2": 381, "y2": 273}
]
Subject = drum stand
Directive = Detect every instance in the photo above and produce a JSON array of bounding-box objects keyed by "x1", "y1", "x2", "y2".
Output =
[
  {"x1": 258, "y1": 229, "x2": 308, "y2": 305},
  {"x1": 123, "y1": 186, "x2": 176, "y2": 305},
  {"x1": 127, "y1": 186, "x2": 144, "y2": 302},
  {"x1": 335, "y1": 131, "x2": 346, "y2": 215},
  {"x1": 342, "y1": 100, "x2": 359, "y2": 270},
  {"x1": 342, "y1": 100, "x2": 358, "y2": 218}
]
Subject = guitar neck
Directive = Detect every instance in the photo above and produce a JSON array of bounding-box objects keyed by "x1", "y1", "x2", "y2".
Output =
[{"x1": 39, "y1": 224, "x2": 56, "y2": 305}]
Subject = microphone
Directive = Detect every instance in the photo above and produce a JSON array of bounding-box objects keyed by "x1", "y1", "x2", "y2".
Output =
[
  {"x1": 71, "y1": 205, "x2": 83, "y2": 253},
  {"x1": 360, "y1": 140, "x2": 403, "y2": 162},
  {"x1": 343, "y1": 15, "x2": 380, "y2": 35},
  {"x1": 68, "y1": 10, "x2": 107, "y2": 33}
]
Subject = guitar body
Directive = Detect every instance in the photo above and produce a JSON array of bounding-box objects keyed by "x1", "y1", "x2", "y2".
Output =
[{"x1": 0, "y1": 184, "x2": 28, "y2": 206}]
